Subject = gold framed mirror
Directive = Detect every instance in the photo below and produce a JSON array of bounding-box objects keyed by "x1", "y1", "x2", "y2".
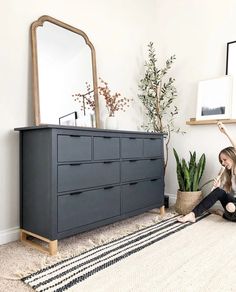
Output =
[{"x1": 31, "y1": 15, "x2": 100, "y2": 127}]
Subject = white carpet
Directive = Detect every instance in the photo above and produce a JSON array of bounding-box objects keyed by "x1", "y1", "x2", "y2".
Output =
[
  {"x1": 77, "y1": 214, "x2": 236, "y2": 292},
  {"x1": 22, "y1": 213, "x2": 236, "y2": 292}
]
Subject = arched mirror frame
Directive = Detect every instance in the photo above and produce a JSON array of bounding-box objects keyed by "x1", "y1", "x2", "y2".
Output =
[{"x1": 31, "y1": 15, "x2": 100, "y2": 127}]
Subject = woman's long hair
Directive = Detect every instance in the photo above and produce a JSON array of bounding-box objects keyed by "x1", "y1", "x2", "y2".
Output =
[{"x1": 218, "y1": 146, "x2": 236, "y2": 193}]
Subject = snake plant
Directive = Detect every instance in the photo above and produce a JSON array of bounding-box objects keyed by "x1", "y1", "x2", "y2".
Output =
[{"x1": 173, "y1": 148, "x2": 206, "y2": 192}]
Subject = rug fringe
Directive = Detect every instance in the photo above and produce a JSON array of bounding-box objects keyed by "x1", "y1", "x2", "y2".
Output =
[{"x1": 17, "y1": 211, "x2": 177, "y2": 279}]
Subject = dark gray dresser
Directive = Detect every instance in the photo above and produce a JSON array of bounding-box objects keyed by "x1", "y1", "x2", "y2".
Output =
[{"x1": 15, "y1": 125, "x2": 164, "y2": 254}]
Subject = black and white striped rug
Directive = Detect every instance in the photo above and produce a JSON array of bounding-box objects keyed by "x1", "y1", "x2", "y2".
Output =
[{"x1": 22, "y1": 213, "x2": 209, "y2": 291}]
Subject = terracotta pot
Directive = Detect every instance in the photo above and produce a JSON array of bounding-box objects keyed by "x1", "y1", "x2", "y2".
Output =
[{"x1": 175, "y1": 190, "x2": 203, "y2": 215}]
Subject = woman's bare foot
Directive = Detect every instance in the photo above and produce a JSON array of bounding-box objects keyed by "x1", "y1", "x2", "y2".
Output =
[
  {"x1": 177, "y1": 212, "x2": 196, "y2": 223},
  {"x1": 226, "y1": 202, "x2": 236, "y2": 213}
]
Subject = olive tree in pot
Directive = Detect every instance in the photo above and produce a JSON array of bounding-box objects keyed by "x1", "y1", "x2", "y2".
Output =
[
  {"x1": 138, "y1": 42, "x2": 185, "y2": 174},
  {"x1": 173, "y1": 148, "x2": 208, "y2": 215}
]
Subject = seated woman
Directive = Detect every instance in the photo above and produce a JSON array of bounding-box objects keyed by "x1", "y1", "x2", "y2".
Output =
[{"x1": 178, "y1": 122, "x2": 236, "y2": 223}]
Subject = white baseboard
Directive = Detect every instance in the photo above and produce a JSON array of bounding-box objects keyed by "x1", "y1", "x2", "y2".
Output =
[
  {"x1": 165, "y1": 192, "x2": 176, "y2": 207},
  {"x1": 0, "y1": 227, "x2": 20, "y2": 245}
]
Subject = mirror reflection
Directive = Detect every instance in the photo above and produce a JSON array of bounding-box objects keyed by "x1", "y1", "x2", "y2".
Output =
[{"x1": 31, "y1": 15, "x2": 99, "y2": 127}]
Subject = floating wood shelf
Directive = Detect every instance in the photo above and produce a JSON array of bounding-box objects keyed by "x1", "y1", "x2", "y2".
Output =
[{"x1": 186, "y1": 118, "x2": 236, "y2": 125}]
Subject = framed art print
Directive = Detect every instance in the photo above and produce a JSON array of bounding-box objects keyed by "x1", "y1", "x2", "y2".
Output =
[
  {"x1": 59, "y1": 111, "x2": 78, "y2": 126},
  {"x1": 226, "y1": 41, "x2": 236, "y2": 118},
  {"x1": 196, "y1": 75, "x2": 232, "y2": 120}
]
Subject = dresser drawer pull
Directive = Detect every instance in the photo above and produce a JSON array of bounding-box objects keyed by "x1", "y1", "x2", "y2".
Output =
[
  {"x1": 102, "y1": 136, "x2": 112, "y2": 139},
  {"x1": 104, "y1": 186, "x2": 114, "y2": 190},
  {"x1": 129, "y1": 160, "x2": 137, "y2": 162},
  {"x1": 69, "y1": 163, "x2": 81, "y2": 166},
  {"x1": 150, "y1": 158, "x2": 157, "y2": 161},
  {"x1": 150, "y1": 178, "x2": 158, "y2": 182},
  {"x1": 129, "y1": 182, "x2": 138, "y2": 185},
  {"x1": 70, "y1": 191, "x2": 83, "y2": 195},
  {"x1": 129, "y1": 137, "x2": 136, "y2": 140},
  {"x1": 69, "y1": 135, "x2": 81, "y2": 137},
  {"x1": 103, "y1": 161, "x2": 113, "y2": 164},
  {"x1": 149, "y1": 138, "x2": 157, "y2": 140}
]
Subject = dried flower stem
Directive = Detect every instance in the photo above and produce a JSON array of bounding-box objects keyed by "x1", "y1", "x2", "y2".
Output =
[{"x1": 98, "y1": 78, "x2": 131, "y2": 117}]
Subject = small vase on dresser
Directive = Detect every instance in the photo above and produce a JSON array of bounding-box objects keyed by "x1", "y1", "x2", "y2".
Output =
[{"x1": 105, "y1": 115, "x2": 118, "y2": 129}]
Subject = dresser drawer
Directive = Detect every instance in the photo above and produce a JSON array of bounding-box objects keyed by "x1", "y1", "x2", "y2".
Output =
[
  {"x1": 121, "y1": 159, "x2": 163, "y2": 182},
  {"x1": 58, "y1": 186, "x2": 120, "y2": 232},
  {"x1": 58, "y1": 162, "x2": 120, "y2": 192},
  {"x1": 121, "y1": 179, "x2": 164, "y2": 213},
  {"x1": 58, "y1": 135, "x2": 92, "y2": 162},
  {"x1": 144, "y1": 138, "x2": 163, "y2": 157},
  {"x1": 121, "y1": 138, "x2": 143, "y2": 158},
  {"x1": 94, "y1": 136, "x2": 120, "y2": 160}
]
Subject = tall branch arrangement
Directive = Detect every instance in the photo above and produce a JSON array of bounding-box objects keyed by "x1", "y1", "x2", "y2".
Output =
[
  {"x1": 72, "y1": 82, "x2": 95, "y2": 115},
  {"x1": 138, "y1": 42, "x2": 184, "y2": 173},
  {"x1": 73, "y1": 78, "x2": 132, "y2": 117}
]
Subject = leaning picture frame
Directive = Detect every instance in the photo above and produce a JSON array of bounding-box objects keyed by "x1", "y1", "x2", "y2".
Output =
[
  {"x1": 226, "y1": 41, "x2": 236, "y2": 75},
  {"x1": 196, "y1": 75, "x2": 232, "y2": 120},
  {"x1": 226, "y1": 40, "x2": 236, "y2": 118},
  {"x1": 59, "y1": 111, "x2": 78, "y2": 126}
]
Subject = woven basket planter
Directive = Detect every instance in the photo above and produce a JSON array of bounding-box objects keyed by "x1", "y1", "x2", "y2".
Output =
[{"x1": 175, "y1": 190, "x2": 203, "y2": 215}]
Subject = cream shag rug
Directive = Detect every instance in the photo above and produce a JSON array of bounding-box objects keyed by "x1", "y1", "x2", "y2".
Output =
[
  {"x1": 1, "y1": 210, "x2": 236, "y2": 291},
  {"x1": 0, "y1": 209, "x2": 174, "y2": 292},
  {"x1": 22, "y1": 213, "x2": 209, "y2": 291}
]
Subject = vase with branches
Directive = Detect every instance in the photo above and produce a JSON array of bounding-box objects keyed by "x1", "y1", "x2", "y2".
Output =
[
  {"x1": 72, "y1": 82, "x2": 96, "y2": 115},
  {"x1": 73, "y1": 78, "x2": 131, "y2": 117},
  {"x1": 98, "y1": 78, "x2": 131, "y2": 117},
  {"x1": 138, "y1": 42, "x2": 185, "y2": 173},
  {"x1": 73, "y1": 78, "x2": 132, "y2": 129}
]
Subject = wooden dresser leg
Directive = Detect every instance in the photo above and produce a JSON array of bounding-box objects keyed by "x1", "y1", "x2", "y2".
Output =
[
  {"x1": 49, "y1": 240, "x2": 58, "y2": 256},
  {"x1": 20, "y1": 229, "x2": 27, "y2": 241},
  {"x1": 20, "y1": 229, "x2": 58, "y2": 256},
  {"x1": 160, "y1": 205, "x2": 165, "y2": 216}
]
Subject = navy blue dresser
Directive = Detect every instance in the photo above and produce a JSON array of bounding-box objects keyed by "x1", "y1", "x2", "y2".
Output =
[{"x1": 15, "y1": 125, "x2": 165, "y2": 254}]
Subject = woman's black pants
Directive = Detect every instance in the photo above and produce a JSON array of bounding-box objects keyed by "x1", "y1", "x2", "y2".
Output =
[{"x1": 192, "y1": 187, "x2": 235, "y2": 217}]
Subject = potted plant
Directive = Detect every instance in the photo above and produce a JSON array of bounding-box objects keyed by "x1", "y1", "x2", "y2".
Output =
[
  {"x1": 138, "y1": 42, "x2": 185, "y2": 174},
  {"x1": 173, "y1": 148, "x2": 208, "y2": 215}
]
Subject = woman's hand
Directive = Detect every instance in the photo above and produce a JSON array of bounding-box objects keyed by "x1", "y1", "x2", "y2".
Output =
[
  {"x1": 217, "y1": 121, "x2": 236, "y2": 148},
  {"x1": 211, "y1": 166, "x2": 225, "y2": 191},
  {"x1": 212, "y1": 177, "x2": 221, "y2": 190},
  {"x1": 217, "y1": 121, "x2": 227, "y2": 135}
]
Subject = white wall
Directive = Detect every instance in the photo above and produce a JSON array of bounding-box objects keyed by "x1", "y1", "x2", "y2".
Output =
[
  {"x1": 1, "y1": 0, "x2": 236, "y2": 244},
  {"x1": 153, "y1": 0, "x2": 236, "y2": 197},
  {"x1": 0, "y1": 0, "x2": 157, "y2": 244}
]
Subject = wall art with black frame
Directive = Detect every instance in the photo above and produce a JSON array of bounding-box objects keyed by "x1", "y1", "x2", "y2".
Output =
[
  {"x1": 195, "y1": 41, "x2": 236, "y2": 121},
  {"x1": 59, "y1": 111, "x2": 78, "y2": 126},
  {"x1": 226, "y1": 40, "x2": 236, "y2": 118}
]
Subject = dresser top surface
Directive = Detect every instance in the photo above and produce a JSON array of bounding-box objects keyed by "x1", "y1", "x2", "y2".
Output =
[{"x1": 14, "y1": 124, "x2": 165, "y2": 137}]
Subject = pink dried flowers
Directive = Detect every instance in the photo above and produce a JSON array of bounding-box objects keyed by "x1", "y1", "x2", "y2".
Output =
[
  {"x1": 73, "y1": 78, "x2": 132, "y2": 117},
  {"x1": 98, "y1": 78, "x2": 132, "y2": 117}
]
